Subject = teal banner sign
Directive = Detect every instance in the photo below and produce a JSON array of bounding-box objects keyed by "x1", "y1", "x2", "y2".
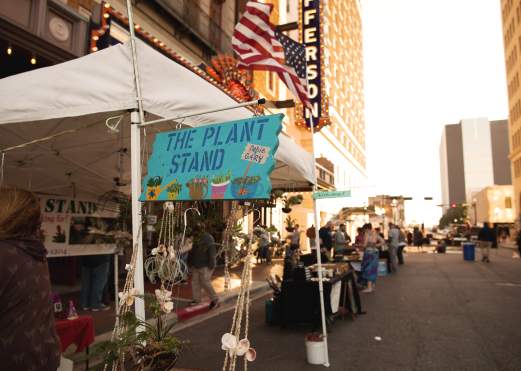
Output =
[
  {"x1": 312, "y1": 190, "x2": 351, "y2": 199},
  {"x1": 140, "y1": 114, "x2": 283, "y2": 201}
]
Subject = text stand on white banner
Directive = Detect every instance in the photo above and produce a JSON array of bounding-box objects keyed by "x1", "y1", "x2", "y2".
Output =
[{"x1": 308, "y1": 113, "x2": 330, "y2": 367}]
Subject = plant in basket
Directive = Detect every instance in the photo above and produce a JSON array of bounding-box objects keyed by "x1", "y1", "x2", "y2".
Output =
[
  {"x1": 281, "y1": 194, "x2": 303, "y2": 213},
  {"x1": 211, "y1": 171, "x2": 232, "y2": 199},
  {"x1": 186, "y1": 176, "x2": 208, "y2": 200},
  {"x1": 285, "y1": 215, "x2": 296, "y2": 232},
  {"x1": 88, "y1": 292, "x2": 186, "y2": 371}
]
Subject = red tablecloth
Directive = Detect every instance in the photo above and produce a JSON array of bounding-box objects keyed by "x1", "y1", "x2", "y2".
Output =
[{"x1": 55, "y1": 315, "x2": 95, "y2": 353}]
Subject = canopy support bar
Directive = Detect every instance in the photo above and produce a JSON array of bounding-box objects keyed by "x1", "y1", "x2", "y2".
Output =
[{"x1": 137, "y1": 98, "x2": 266, "y2": 128}]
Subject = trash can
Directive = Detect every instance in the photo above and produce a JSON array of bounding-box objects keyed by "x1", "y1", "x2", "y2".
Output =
[{"x1": 462, "y1": 242, "x2": 475, "y2": 261}]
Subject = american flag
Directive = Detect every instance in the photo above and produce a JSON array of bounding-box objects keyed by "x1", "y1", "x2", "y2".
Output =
[{"x1": 232, "y1": 1, "x2": 312, "y2": 110}]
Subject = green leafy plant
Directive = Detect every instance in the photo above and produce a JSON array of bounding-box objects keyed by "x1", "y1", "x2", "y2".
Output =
[
  {"x1": 232, "y1": 176, "x2": 260, "y2": 185},
  {"x1": 282, "y1": 194, "x2": 303, "y2": 213},
  {"x1": 212, "y1": 171, "x2": 232, "y2": 185},
  {"x1": 266, "y1": 225, "x2": 278, "y2": 233},
  {"x1": 147, "y1": 176, "x2": 163, "y2": 187},
  {"x1": 285, "y1": 215, "x2": 296, "y2": 231},
  {"x1": 88, "y1": 293, "x2": 185, "y2": 371}
]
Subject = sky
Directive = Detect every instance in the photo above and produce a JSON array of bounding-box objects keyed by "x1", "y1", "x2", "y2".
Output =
[{"x1": 360, "y1": 0, "x2": 510, "y2": 226}]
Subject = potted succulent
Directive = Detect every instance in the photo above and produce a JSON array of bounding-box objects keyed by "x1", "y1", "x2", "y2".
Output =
[
  {"x1": 186, "y1": 176, "x2": 208, "y2": 200},
  {"x1": 285, "y1": 215, "x2": 296, "y2": 232},
  {"x1": 231, "y1": 176, "x2": 261, "y2": 198},
  {"x1": 211, "y1": 171, "x2": 232, "y2": 199},
  {"x1": 282, "y1": 194, "x2": 304, "y2": 213},
  {"x1": 90, "y1": 292, "x2": 185, "y2": 370},
  {"x1": 166, "y1": 181, "x2": 182, "y2": 200},
  {"x1": 146, "y1": 176, "x2": 163, "y2": 200}
]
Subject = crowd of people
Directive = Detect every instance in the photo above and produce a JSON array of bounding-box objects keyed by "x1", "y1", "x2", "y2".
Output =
[{"x1": 281, "y1": 221, "x2": 410, "y2": 293}]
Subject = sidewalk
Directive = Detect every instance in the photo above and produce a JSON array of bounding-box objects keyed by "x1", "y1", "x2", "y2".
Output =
[{"x1": 57, "y1": 259, "x2": 282, "y2": 336}]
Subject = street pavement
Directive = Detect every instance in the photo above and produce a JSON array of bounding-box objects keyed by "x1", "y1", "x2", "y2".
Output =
[{"x1": 174, "y1": 249, "x2": 521, "y2": 371}]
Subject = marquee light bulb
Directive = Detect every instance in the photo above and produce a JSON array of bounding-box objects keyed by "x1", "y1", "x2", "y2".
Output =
[
  {"x1": 7, "y1": 46, "x2": 12, "y2": 55},
  {"x1": 30, "y1": 56, "x2": 37, "y2": 65},
  {"x1": 103, "y1": 13, "x2": 110, "y2": 19}
]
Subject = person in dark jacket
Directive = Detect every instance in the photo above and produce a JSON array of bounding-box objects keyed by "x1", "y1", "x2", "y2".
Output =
[
  {"x1": 478, "y1": 222, "x2": 496, "y2": 263},
  {"x1": 0, "y1": 187, "x2": 61, "y2": 371},
  {"x1": 187, "y1": 222, "x2": 219, "y2": 309},
  {"x1": 318, "y1": 221, "x2": 333, "y2": 260}
]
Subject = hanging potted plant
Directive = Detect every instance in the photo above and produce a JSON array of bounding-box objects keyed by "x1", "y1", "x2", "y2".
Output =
[
  {"x1": 211, "y1": 171, "x2": 232, "y2": 199},
  {"x1": 89, "y1": 292, "x2": 186, "y2": 370},
  {"x1": 285, "y1": 215, "x2": 296, "y2": 232},
  {"x1": 282, "y1": 194, "x2": 304, "y2": 213}
]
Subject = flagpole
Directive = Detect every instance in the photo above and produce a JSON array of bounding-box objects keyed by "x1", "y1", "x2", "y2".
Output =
[{"x1": 307, "y1": 103, "x2": 330, "y2": 367}]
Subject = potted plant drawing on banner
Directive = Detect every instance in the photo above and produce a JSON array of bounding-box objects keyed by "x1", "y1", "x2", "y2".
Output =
[{"x1": 140, "y1": 114, "x2": 283, "y2": 201}]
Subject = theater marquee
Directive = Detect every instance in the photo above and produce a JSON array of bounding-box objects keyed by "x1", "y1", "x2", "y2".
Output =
[{"x1": 296, "y1": 0, "x2": 331, "y2": 132}]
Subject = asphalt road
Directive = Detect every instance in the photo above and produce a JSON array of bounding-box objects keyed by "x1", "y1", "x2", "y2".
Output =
[{"x1": 175, "y1": 249, "x2": 521, "y2": 371}]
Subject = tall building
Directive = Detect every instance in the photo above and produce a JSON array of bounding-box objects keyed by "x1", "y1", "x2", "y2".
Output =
[
  {"x1": 439, "y1": 118, "x2": 511, "y2": 212},
  {"x1": 275, "y1": 0, "x2": 367, "y2": 230},
  {"x1": 501, "y1": 0, "x2": 521, "y2": 218}
]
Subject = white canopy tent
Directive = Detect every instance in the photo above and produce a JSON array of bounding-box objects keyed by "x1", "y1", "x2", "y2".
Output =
[{"x1": 0, "y1": 40, "x2": 315, "y2": 197}]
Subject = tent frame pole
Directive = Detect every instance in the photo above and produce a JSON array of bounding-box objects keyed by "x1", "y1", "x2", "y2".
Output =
[
  {"x1": 308, "y1": 113, "x2": 330, "y2": 367},
  {"x1": 125, "y1": 0, "x2": 146, "y2": 323},
  {"x1": 138, "y1": 98, "x2": 266, "y2": 128}
]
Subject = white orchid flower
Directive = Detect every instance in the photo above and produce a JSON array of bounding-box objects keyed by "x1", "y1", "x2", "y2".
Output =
[
  {"x1": 118, "y1": 288, "x2": 139, "y2": 306},
  {"x1": 162, "y1": 300, "x2": 174, "y2": 313},
  {"x1": 154, "y1": 288, "x2": 172, "y2": 302},
  {"x1": 221, "y1": 333, "x2": 255, "y2": 361}
]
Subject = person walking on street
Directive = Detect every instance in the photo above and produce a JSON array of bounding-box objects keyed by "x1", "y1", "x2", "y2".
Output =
[
  {"x1": 388, "y1": 223, "x2": 400, "y2": 272},
  {"x1": 361, "y1": 223, "x2": 385, "y2": 293},
  {"x1": 0, "y1": 187, "x2": 61, "y2": 371},
  {"x1": 478, "y1": 222, "x2": 495, "y2": 263},
  {"x1": 188, "y1": 222, "x2": 219, "y2": 309},
  {"x1": 413, "y1": 227, "x2": 423, "y2": 251}
]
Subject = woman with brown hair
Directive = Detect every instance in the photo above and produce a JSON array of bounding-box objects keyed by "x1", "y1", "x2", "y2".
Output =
[{"x1": 0, "y1": 187, "x2": 61, "y2": 371}]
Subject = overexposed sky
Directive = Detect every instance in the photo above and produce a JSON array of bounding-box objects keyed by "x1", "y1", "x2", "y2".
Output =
[{"x1": 361, "y1": 0, "x2": 509, "y2": 226}]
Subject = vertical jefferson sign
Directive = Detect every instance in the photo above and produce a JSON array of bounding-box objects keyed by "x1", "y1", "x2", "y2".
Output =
[
  {"x1": 140, "y1": 114, "x2": 283, "y2": 201},
  {"x1": 300, "y1": 0, "x2": 330, "y2": 131}
]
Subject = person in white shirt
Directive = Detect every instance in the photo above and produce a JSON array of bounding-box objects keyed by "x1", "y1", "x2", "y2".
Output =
[{"x1": 290, "y1": 224, "x2": 301, "y2": 250}]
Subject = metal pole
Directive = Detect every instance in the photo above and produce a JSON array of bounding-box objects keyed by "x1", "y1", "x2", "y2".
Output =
[
  {"x1": 114, "y1": 252, "x2": 119, "y2": 313},
  {"x1": 125, "y1": 0, "x2": 146, "y2": 323},
  {"x1": 308, "y1": 112, "x2": 330, "y2": 367},
  {"x1": 138, "y1": 98, "x2": 266, "y2": 128}
]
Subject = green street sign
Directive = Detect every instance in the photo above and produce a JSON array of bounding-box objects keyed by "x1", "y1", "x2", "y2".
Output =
[{"x1": 312, "y1": 190, "x2": 351, "y2": 199}]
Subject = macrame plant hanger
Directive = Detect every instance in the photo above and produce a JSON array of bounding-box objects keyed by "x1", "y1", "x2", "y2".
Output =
[{"x1": 221, "y1": 207, "x2": 260, "y2": 371}]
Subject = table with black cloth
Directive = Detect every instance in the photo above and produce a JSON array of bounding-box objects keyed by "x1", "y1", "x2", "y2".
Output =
[{"x1": 278, "y1": 266, "x2": 362, "y2": 329}]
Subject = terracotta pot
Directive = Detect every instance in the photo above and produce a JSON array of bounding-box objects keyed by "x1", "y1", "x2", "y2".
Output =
[{"x1": 187, "y1": 183, "x2": 208, "y2": 200}]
